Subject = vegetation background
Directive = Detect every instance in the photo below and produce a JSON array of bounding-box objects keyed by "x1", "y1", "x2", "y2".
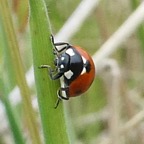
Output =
[{"x1": 0, "y1": 0, "x2": 144, "y2": 144}]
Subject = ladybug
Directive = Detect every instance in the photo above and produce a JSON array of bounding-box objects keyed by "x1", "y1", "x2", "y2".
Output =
[{"x1": 39, "y1": 35, "x2": 95, "y2": 108}]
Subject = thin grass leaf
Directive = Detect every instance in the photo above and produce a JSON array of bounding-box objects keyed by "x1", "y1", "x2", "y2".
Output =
[
  {"x1": 0, "y1": 0, "x2": 41, "y2": 144},
  {"x1": 130, "y1": 0, "x2": 144, "y2": 54},
  {"x1": 0, "y1": 18, "x2": 25, "y2": 144},
  {"x1": 29, "y1": 0, "x2": 70, "y2": 143},
  {"x1": 0, "y1": 81, "x2": 25, "y2": 144}
]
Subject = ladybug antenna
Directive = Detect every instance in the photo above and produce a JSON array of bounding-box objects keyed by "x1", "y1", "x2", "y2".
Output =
[{"x1": 54, "y1": 98, "x2": 61, "y2": 109}]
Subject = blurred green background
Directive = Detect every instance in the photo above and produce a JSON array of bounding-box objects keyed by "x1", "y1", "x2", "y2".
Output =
[{"x1": 1, "y1": 0, "x2": 144, "y2": 144}]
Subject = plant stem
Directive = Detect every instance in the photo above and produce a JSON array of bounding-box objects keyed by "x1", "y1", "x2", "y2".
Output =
[{"x1": 29, "y1": 0, "x2": 70, "y2": 143}]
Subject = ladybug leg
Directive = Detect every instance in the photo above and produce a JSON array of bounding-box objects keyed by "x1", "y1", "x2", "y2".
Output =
[
  {"x1": 39, "y1": 65, "x2": 63, "y2": 80},
  {"x1": 54, "y1": 98, "x2": 61, "y2": 109},
  {"x1": 50, "y1": 34, "x2": 70, "y2": 53},
  {"x1": 58, "y1": 87, "x2": 69, "y2": 100},
  {"x1": 53, "y1": 42, "x2": 70, "y2": 53},
  {"x1": 54, "y1": 87, "x2": 69, "y2": 109}
]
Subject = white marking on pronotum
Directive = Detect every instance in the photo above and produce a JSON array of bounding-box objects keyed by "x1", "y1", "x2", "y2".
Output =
[
  {"x1": 64, "y1": 70, "x2": 73, "y2": 79},
  {"x1": 66, "y1": 48, "x2": 75, "y2": 56},
  {"x1": 81, "y1": 67, "x2": 86, "y2": 75},
  {"x1": 82, "y1": 56, "x2": 87, "y2": 64}
]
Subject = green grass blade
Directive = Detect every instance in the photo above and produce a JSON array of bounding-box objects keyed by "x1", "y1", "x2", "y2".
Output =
[
  {"x1": 0, "y1": 18, "x2": 25, "y2": 144},
  {"x1": 0, "y1": 1, "x2": 41, "y2": 144},
  {"x1": 29, "y1": 0, "x2": 70, "y2": 143},
  {"x1": 130, "y1": 0, "x2": 144, "y2": 53},
  {"x1": 0, "y1": 79, "x2": 25, "y2": 144},
  {"x1": 1, "y1": 87, "x2": 25, "y2": 144}
]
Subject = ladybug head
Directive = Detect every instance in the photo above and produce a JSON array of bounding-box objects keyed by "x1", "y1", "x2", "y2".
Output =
[{"x1": 54, "y1": 53, "x2": 70, "y2": 72}]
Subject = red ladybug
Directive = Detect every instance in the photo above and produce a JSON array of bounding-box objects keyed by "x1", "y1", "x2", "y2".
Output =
[{"x1": 39, "y1": 35, "x2": 95, "y2": 108}]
